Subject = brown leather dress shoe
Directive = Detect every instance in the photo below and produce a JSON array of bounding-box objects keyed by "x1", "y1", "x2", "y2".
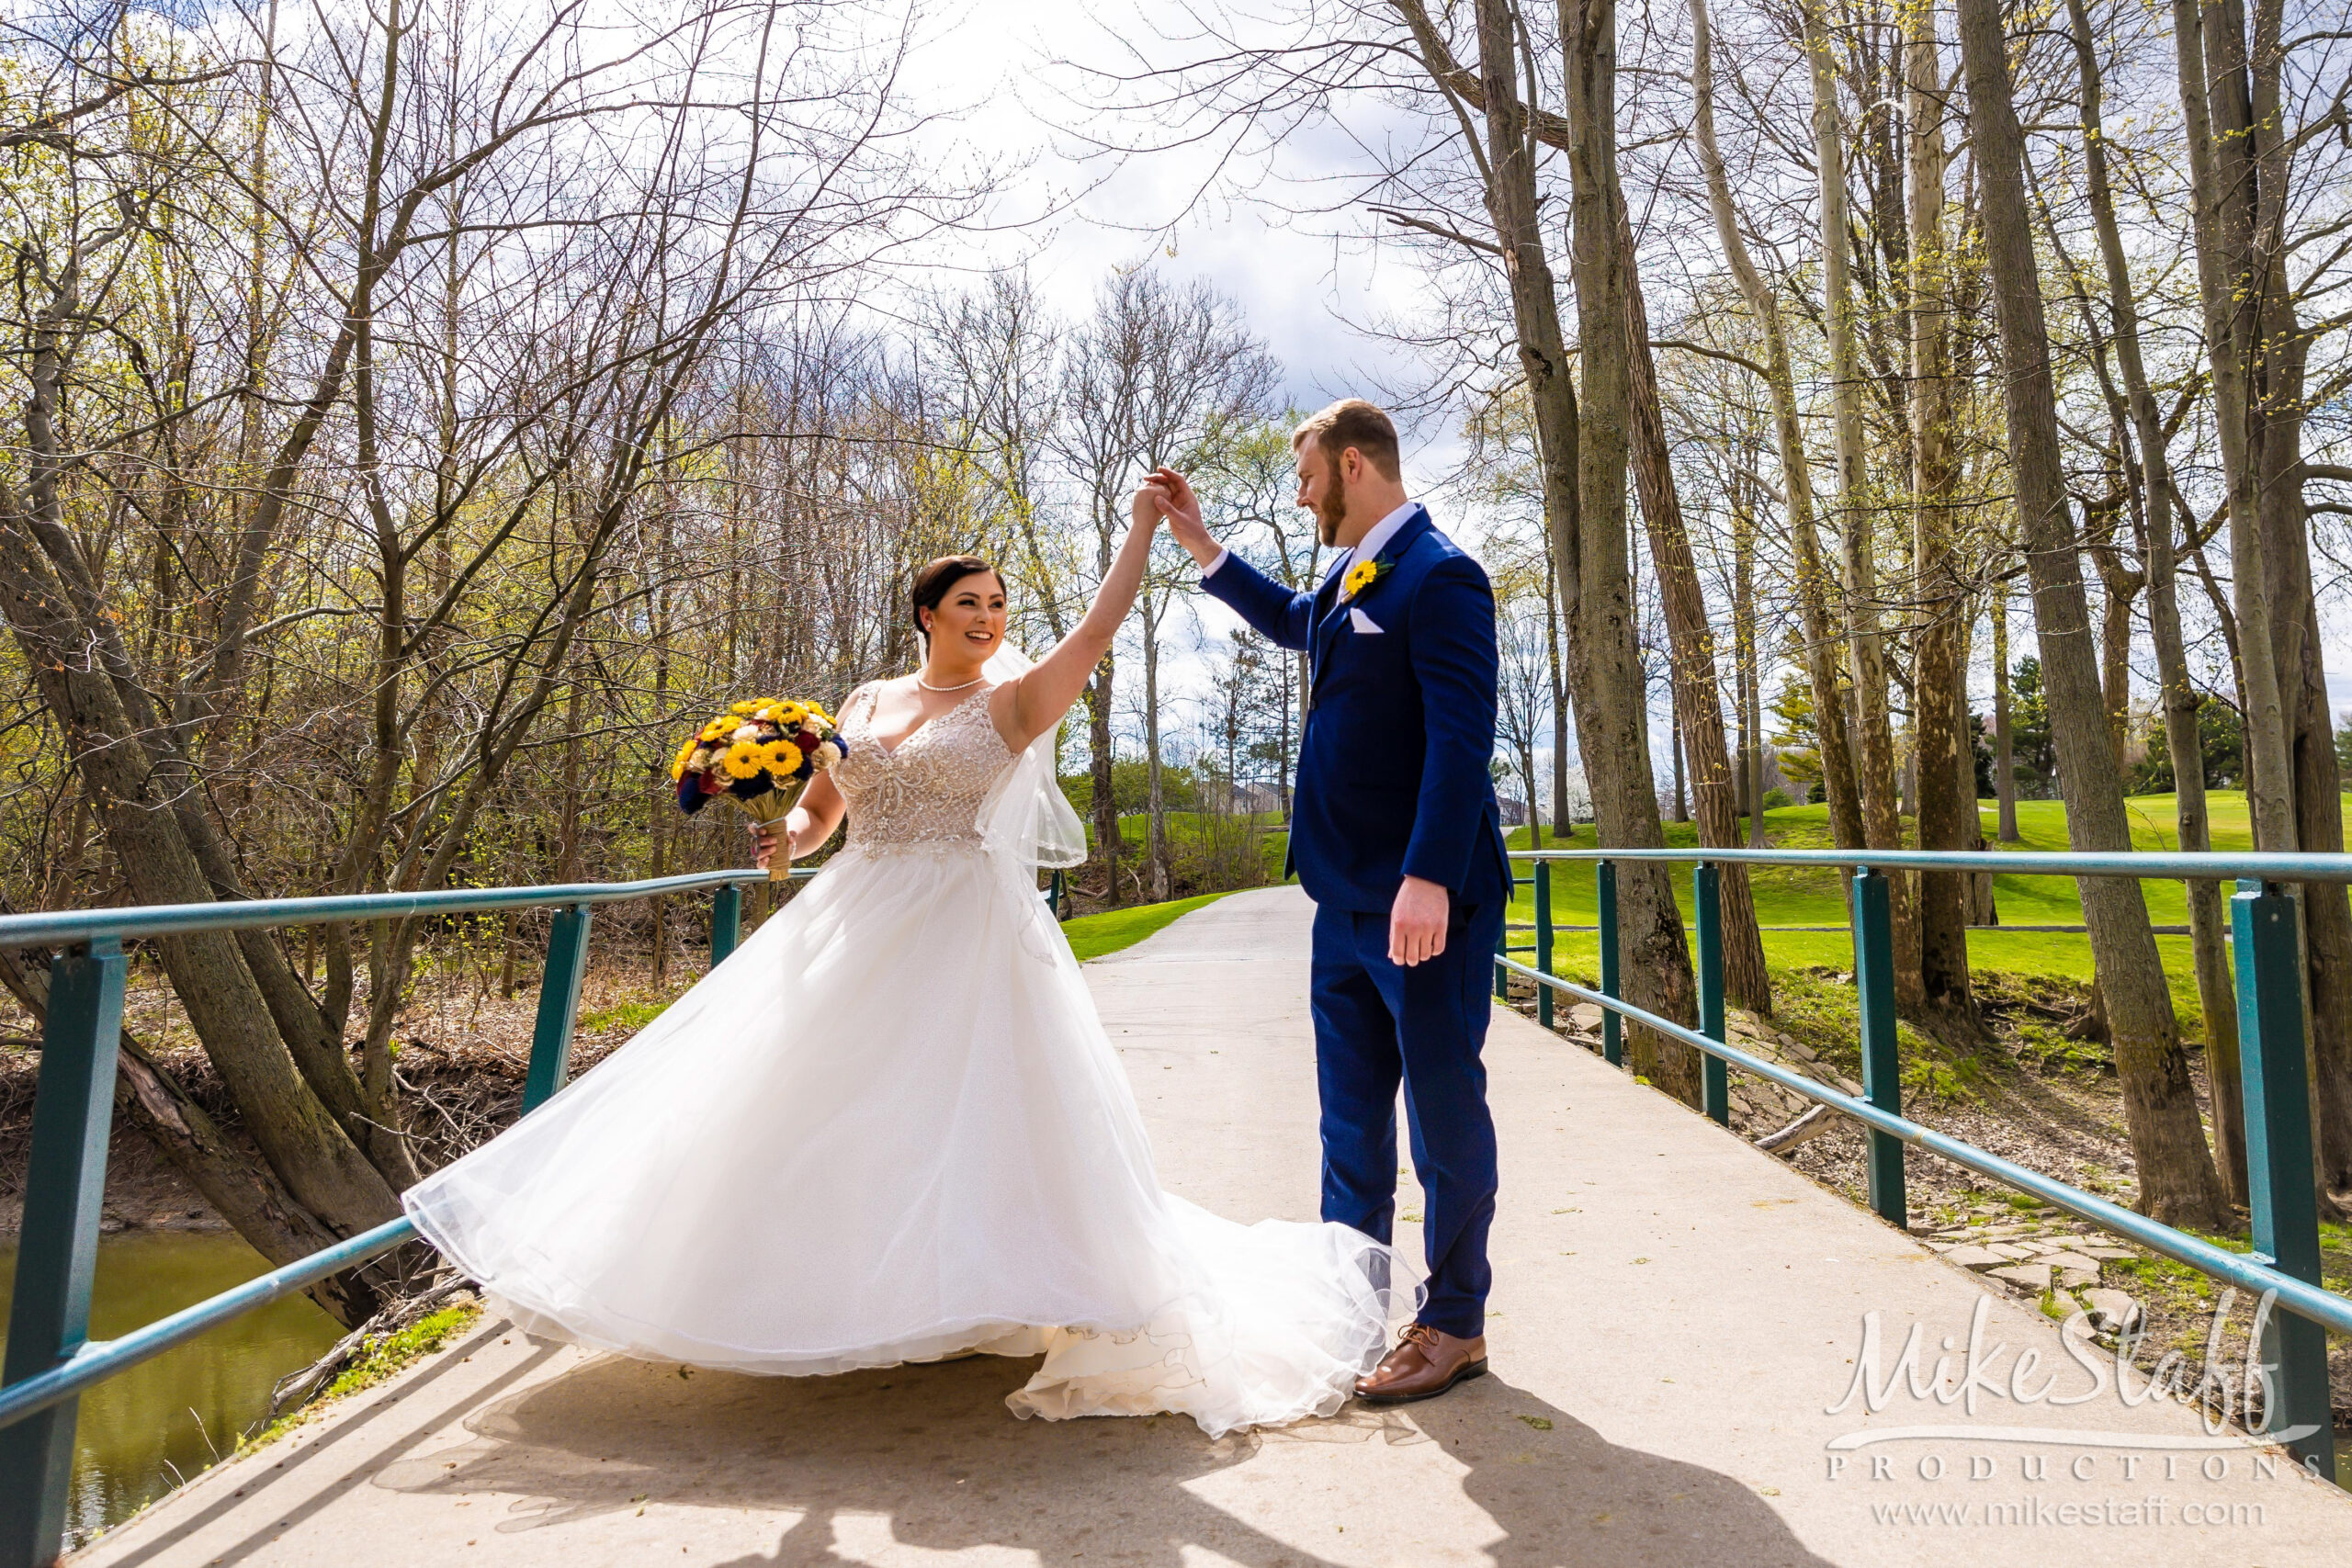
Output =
[{"x1": 1355, "y1": 1322, "x2": 1487, "y2": 1404}]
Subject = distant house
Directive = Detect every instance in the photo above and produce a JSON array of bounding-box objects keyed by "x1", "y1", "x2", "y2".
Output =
[
  {"x1": 1204, "y1": 780, "x2": 1287, "y2": 816},
  {"x1": 1497, "y1": 790, "x2": 1531, "y2": 828}
]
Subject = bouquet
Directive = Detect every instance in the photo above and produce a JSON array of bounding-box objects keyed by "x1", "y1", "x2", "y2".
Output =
[{"x1": 671, "y1": 697, "x2": 848, "y2": 880}]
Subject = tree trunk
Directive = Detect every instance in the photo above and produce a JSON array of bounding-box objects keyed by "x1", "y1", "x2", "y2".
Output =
[
  {"x1": 1087, "y1": 658, "x2": 1119, "y2": 905},
  {"x1": 1734, "y1": 480, "x2": 1769, "y2": 847},
  {"x1": 2062, "y1": 0, "x2": 2244, "y2": 1201},
  {"x1": 1991, "y1": 586, "x2": 2020, "y2": 840},
  {"x1": 0, "y1": 497, "x2": 403, "y2": 1268},
  {"x1": 1905, "y1": 0, "x2": 1974, "y2": 1027},
  {"x1": 2288, "y1": 607, "x2": 2352, "y2": 1189},
  {"x1": 1805, "y1": 0, "x2": 1918, "y2": 1007},
  {"x1": 1143, "y1": 590, "x2": 1171, "y2": 903},
  {"x1": 0, "y1": 946, "x2": 384, "y2": 1324},
  {"x1": 1957, "y1": 614, "x2": 1999, "y2": 927},
  {"x1": 1555, "y1": 0, "x2": 1703, "y2": 1103},
  {"x1": 1623, "y1": 220, "x2": 1770, "y2": 1012},
  {"x1": 1671, "y1": 688, "x2": 1689, "y2": 824},
  {"x1": 1958, "y1": 0, "x2": 2228, "y2": 1227},
  {"x1": 1689, "y1": 0, "x2": 1864, "y2": 853},
  {"x1": 1546, "y1": 548, "x2": 1571, "y2": 830},
  {"x1": 2171, "y1": 0, "x2": 2294, "y2": 857}
]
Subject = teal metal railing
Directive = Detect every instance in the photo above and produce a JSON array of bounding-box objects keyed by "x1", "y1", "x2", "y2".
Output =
[
  {"x1": 1498, "y1": 845, "x2": 2348, "y2": 1484},
  {"x1": 0, "y1": 865, "x2": 811, "y2": 1568}
]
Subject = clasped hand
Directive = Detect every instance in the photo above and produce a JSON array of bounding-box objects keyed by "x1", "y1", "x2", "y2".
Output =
[
  {"x1": 1133, "y1": 468, "x2": 1219, "y2": 568},
  {"x1": 752, "y1": 823, "x2": 785, "y2": 872}
]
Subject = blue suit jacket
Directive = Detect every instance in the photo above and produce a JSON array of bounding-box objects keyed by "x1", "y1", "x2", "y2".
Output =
[{"x1": 1204, "y1": 507, "x2": 1513, "y2": 915}]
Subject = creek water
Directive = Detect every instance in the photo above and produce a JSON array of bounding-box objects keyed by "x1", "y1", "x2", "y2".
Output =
[{"x1": 0, "y1": 1229, "x2": 342, "y2": 1551}]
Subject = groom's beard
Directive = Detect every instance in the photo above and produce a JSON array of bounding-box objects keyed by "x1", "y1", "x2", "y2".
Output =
[{"x1": 1314, "y1": 461, "x2": 1349, "y2": 547}]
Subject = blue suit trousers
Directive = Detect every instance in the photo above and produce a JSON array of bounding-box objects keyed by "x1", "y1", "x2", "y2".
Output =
[{"x1": 1308, "y1": 894, "x2": 1504, "y2": 1338}]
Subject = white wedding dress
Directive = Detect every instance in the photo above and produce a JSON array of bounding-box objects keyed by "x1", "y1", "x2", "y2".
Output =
[{"x1": 402, "y1": 676, "x2": 1406, "y2": 1437}]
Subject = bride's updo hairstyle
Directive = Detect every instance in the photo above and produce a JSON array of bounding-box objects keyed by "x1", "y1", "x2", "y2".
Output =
[{"x1": 910, "y1": 554, "x2": 1002, "y2": 641}]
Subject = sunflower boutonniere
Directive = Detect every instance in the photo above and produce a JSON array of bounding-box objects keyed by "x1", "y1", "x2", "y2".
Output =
[{"x1": 1340, "y1": 555, "x2": 1393, "y2": 604}]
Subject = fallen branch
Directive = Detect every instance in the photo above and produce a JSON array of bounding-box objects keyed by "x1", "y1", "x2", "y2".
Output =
[
  {"x1": 1755, "y1": 1102, "x2": 1838, "y2": 1156},
  {"x1": 249, "y1": 1275, "x2": 473, "y2": 1436}
]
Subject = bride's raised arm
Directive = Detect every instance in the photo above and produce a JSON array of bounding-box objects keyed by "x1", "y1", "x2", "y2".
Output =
[{"x1": 994, "y1": 479, "x2": 1168, "y2": 751}]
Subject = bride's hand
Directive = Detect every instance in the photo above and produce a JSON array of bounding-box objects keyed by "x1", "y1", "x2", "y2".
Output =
[
  {"x1": 1130, "y1": 477, "x2": 1170, "y2": 531},
  {"x1": 752, "y1": 823, "x2": 786, "y2": 872}
]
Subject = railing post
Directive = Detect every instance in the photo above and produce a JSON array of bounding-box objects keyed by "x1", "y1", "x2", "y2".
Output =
[
  {"x1": 524, "y1": 903, "x2": 592, "y2": 1113},
  {"x1": 1599, "y1": 860, "x2": 1623, "y2": 1067},
  {"x1": 2231, "y1": 879, "x2": 2335, "y2": 1480},
  {"x1": 1695, "y1": 862, "x2": 1729, "y2": 1125},
  {"x1": 1849, "y1": 869, "x2": 1906, "y2": 1227},
  {"x1": 708, "y1": 883, "x2": 741, "y2": 968},
  {"x1": 1047, "y1": 868, "x2": 1066, "y2": 919},
  {"x1": 1494, "y1": 910, "x2": 1509, "y2": 1001},
  {"x1": 0, "y1": 936, "x2": 128, "y2": 1568},
  {"x1": 1533, "y1": 862, "x2": 1555, "y2": 1031}
]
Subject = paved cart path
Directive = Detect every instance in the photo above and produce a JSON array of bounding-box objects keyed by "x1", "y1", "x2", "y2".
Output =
[{"x1": 76, "y1": 887, "x2": 2352, "y2": 1566}]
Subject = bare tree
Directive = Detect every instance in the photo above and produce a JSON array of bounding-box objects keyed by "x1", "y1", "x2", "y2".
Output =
[{"x1": 1956, "y1": 0, "x2": 2227, "y2": 1226}]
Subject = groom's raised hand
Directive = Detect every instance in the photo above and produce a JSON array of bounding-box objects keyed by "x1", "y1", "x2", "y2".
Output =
[{"x1": 1145, "y1": 468, "x2": 1219, "y2": 569}]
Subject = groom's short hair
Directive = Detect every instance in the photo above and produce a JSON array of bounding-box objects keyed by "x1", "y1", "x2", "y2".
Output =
[{"x1": 1293, "y1": 399, "x2": 1401, "y2": 482}]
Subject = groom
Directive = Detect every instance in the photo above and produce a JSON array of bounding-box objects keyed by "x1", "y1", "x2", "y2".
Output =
[{"x1": 1151, "y1": 400, "x2": 1511, "y2": 1404}]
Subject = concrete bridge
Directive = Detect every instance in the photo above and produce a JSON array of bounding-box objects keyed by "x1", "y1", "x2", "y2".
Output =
[{"x1": 74, "y1": 889, "x2": 2352, "y2": 1565}]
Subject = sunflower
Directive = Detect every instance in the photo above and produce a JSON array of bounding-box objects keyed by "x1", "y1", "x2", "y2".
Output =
[
  {"x1": 771, "y1": 701, "x2": 809, "y2": 728},
  {"x1": 729, "y1": 699, "x2": 765, "y2": 716},
  {"x1": 758, "y1": 739, "x2": 804, "y2": 777},
  {"x1": 1341, "y1": 558, "x2": 1379, "y2": 601},
  {"x1": 670, "y1": 738, "x2": 699, "y2": 781},
  {"x1": 721, "y1": 739, "x2": 765, "y2": 780},
  {"x1": 698, "y1": 717, "x2": 732, "y2": 743}
]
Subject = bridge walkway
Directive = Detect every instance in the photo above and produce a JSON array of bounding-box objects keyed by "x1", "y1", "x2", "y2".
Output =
[{"x1": 74, "y1": 887, "x2": 2352, "y2": 1565}]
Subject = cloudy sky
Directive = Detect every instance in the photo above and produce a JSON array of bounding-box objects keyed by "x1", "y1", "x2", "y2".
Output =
[{"x1": 898, "y1": 0, "x2": 1422, "y2": 417}]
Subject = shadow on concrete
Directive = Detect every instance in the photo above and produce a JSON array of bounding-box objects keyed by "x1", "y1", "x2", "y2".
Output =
[
  {"x1": 98, "y1": 1331, "x2": 563, "y2": 1568},
  {"x1": 371, "y1": 1350, "x2": 1833, "y2": 1565},
  {"x1": 1401, "y1": 1373, "x2": 1834, "y2": 1566}
]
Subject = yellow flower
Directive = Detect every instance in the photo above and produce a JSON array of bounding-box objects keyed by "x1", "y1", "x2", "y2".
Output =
[
  {"x1": 760, "y1": 739, "x2": 804, "y2": 777},
  {"x1": 670, "y1": 739, "x2": 698, "y2": 781},
  {"x1": 1342, "y1": 558, "x2": 1379, "y2": 600},
  {"x1": 698, "y1": 718, "x2": 731, "y2": 743},
  {"x1": 772, "y1": 701, "x2": 809, "y2": 728},
  {"x1": 721, "y1": 740, "x2": 764, "y2": 779},
  {"x1": 729, "y1": 699, "x2": 764, "y2": 716}
]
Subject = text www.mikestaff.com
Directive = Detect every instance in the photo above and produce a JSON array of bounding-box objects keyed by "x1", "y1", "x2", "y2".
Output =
[{"x1": 1871, "y1": 1497, "x2": 2267, "y2": 1527}]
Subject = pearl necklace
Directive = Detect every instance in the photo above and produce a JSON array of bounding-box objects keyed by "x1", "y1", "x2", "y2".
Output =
[{"x1": 916, "y1": 672, "x2": 986, "y2": 693}]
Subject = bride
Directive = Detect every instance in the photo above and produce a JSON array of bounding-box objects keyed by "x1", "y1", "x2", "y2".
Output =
[{"x1": 401, "y1": 481, "x2": 1408, "y2": 1437}]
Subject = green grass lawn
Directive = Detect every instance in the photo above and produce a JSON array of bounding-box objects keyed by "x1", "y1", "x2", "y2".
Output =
[
  {"x1": 1094, "y1": 810, "x2": 1291, "y2": 883},
  {"x1": 1507, "y1": 791, "x2": 2347, "y2": 1042},
  {"x1": 1060, "y1": 890, "x2": 1241, "y2": 962},
  {"x1": 1049, "y1": 792, "x2": 2323, "y2": 1031}
]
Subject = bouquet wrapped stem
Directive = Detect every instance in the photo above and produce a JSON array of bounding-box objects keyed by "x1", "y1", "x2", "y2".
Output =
[
  {"x1": 670, "y1": 698, "x2": 848, "y2": 883},
  {"x1": 733, "y1": 791, "x2": 797, "y2": 882}
]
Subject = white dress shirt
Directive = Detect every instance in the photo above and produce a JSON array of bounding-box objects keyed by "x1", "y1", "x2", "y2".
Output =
[{"x1": 1201, "y1": 500, "x2": 1419, "y2": 587}]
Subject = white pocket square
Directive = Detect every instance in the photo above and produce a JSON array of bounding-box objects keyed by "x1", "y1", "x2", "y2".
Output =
[{"x1": 1349, "y1": 607, "x2": 1384, "y2": 634}]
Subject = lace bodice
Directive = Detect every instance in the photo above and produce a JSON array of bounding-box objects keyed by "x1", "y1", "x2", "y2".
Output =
[{"x1": 834, "y1": 682, "x2": 1016, "y2": 852}]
